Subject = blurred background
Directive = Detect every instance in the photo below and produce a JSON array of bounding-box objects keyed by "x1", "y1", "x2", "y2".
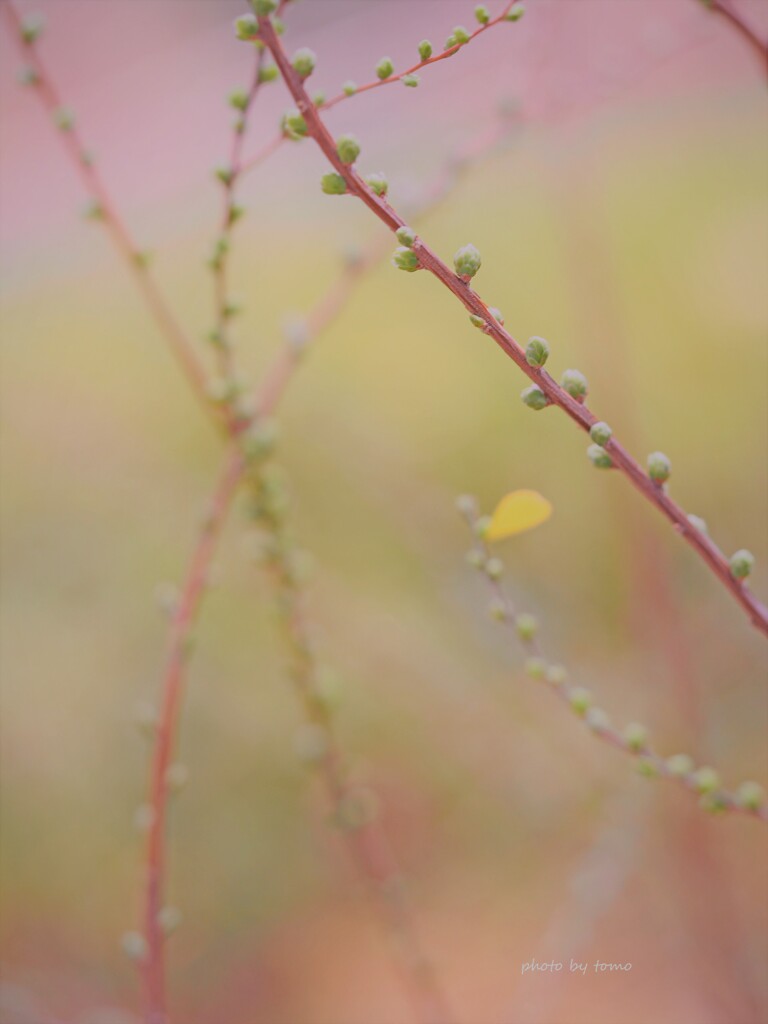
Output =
[{"x1": 1, "y1": 1, "x2": 767, "y2": 1022}]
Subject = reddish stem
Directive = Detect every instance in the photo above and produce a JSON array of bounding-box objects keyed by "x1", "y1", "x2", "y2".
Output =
[
  {"x1": 141, "y1": 449, "x2": 245, "y2": 1023},
  {"x1": 2, "y1": 2, "x2": 216, "y2": 426},
  {"x1": 708, "y1": 0, "x2": 768, "y2": 76},
  {"x1": 257, "y1": 13, "x2": 768, "y2": 639},
  {"x1": 240, "y1": 1, "x2": 518, "y2": 176}
]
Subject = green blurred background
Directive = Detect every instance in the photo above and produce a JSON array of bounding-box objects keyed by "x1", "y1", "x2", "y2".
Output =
[{"x1": 1, "y1": 2, "x2": 767, "y2": 1022}]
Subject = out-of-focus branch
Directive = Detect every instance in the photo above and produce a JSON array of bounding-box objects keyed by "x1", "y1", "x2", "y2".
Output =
[
  {"x1": 245, "y1": 458, "x2": 455, "y2": 1024},
  {"x1": 2, "y1": 2, "x2": 219, "y2": 427},
  {"x1": 141, "y1": 447, "x2": 245, "y2": 1024},
  {"x1": 457, "y1": 497, "x2": 768, "y2": 823},
  {"x1": 257, "y1": 10, "x2": 768, "y2": 638},
  {"x1": 699, "y1": 0, "x2": 768, "y2": 76}
]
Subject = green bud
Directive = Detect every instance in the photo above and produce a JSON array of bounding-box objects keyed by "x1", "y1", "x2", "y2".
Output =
[
  {"x1": 158, "y1": 906, "x2": 182, "y2": 936},
  {"x1": 165, "y1": 762, "x2": 189, "y2": 792},
  {"x1": 521, "y1": 385, "x2": 549, "y2": 411},
  {"x1": 402, "y1": 74, "x2": 420, "y2": 88},
  {"x1": 418, "y1": 40, "x2": 433, "y2": 60},
  {"x1": 484, "y1": 557, "x2": 503, "y2": 581},
  {"x1": 692, "y1": 766, "x2": 720, "y2": 794},
  {"x1": 560, "y1": 368, "x2": 588, "y2": 400},
  {"x1": 587, "y1": 443, "x2": 613, "y2": 469},
  {"x1": 636, "y1": 757, "x2": 659, "y2": 778},
  {"x1": 466, "y1": 549, "x2": 485, "y2": 569},
  {"x1": 121, "y1": 931, "x2": 147, "y2": 962},
  {"x1": 687, "y1": 514, "x2": 708, "y2": 535},
  {"x1": 729, "y1": 549, "x2": 754, "y2": 580},
  {"x1": 54, "y1": 107, "x2": 74, "y2": 132},
  {"x1": 453, "y1": 243, "x2": 482, "y2": 280},
  {"x1": 489, "y1": 307, "x2": 504, "y2": 324},
  {"x1": 624, "y1": 722, "x2": 648, "y2": 753},
  {"x1": 229, "y1": 89, "x2": 249, "y2": 111},
  {"x1": 20, "y1": 14, "x2": 44, "y2": 44},
  {"x1": 469, "y1": 314, "x2": 486, "y2": 329},
  {"x1": 392, "y1": 246, "x2": 420, "y2": 272},
  {"x1": 455, "y1": 494, "x2": 477, "y2": 517},
  {"x1": 525, "y1": 657, "x2": 546, "y2": 680},
  {"x1": 504, "y1": 3, "x2": 526, "y2": 20},
  {"x1": 234, "y1": 13, "x2": 259, "y2": 40},
  {"x1": 282, "y1": 108, "x2": 308, "y2": 140},
  {"x1": 259, "y1": 64, "x2": 278, "y2": 83},
  {"x1": 546, "y1": 664, "x2": 567, "y2": 686},
  {"x1": 293, "y1": 722, "x2": 330, "y2": 764},
  {"x1": 336, "y1": 788, "x2": 378, "y2": 831},
  {"x1": 396, "y1": 225, "x2": 416, "y2": 247},
  {"x1": 82, "y1": 200, "x2": 104, "y2": 221},
  {"x1": 215, "y1": 165, "x2": 234, "y2": 186},
  {"x1": 647, "y1": 451, "x2": 671, "y2": 484},
  {"x1": 475, "y1": 5, "x2": 491, "y2": 24},
  {"x1": 342, "y1": 80, "x2": 357, "y2": 96},
  {"x1": 666, "y1": 753, "x2": 694, "y2": 777},
  {"x1": 133, "y1": 700, "x2": 158, "y2": 738},
  {"x1": 445, "y1": 35, "x2": 458, "y2": 50},
  {"x1": 291, "y1": 47, "x2": 316, "y2": 78},
  {"x1": 589, "y1": 421, "x2": 612, "y2": 447},
  {"x1": 17, "y1": 66, "x2": 39, "y2": 87},
  {"x1": 228, "y1": 203, "x2": 245, "y2": 226},
  {"x1": 525, "y1": 336, "x2": 549, "y2": 368},
  {"x1": 489, "y1": 598, "x2": 507, "y2": 621},
  {"x1": 586, "y1": 707, "x2": 611, "y2": 732},
  {"x1": 514, "y1": 613, "x2": 538, "y2": 641},
  {"x1": 321, "y1": 172, "x2": 347, "y2": 195},
  {"x1": 474, "y1": 515, "x2": 491, "y2": 537},
  {"x1": 336, "y1": 134, "x2": 361, "y2": 164},
  {"x1": 365, "y1": 172, "x2": 388, "y2": 196},
  {"x1": 735, "y1": 780, "x2": 765, "y2": 812},
  {"x1": 453, "y1": 26, "x2": 471, "y2": 44},
  {"x1": 376, "y1": 57, "x2": 394, "y2": 80},
  {"x1": 312, "y1": 91, "x2": 326, "y2": 106},
  {"x1": 569, "y1": 688, "x2": 592, "y2": 715},
  {"x1": 700, "y1": 792, "x2": 727, "y2": 814},
  {"x1": 252, "y1": 0, "x2": 277, "y2": 13},
  {"x1": 242, "y1": 420, "x2": 279, "y2": 462}
]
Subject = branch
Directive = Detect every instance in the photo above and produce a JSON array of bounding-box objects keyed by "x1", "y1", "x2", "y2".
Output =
[
  {"x1": 458, "y1": 497, "x2": 768, "y2": 823},
  {"x1": 207, "y1": 51, "x2": 269, "y2": 388},
  {"x1": 246, "y1": 459, "x2": 455, "y2": 1024},
  {"x1": 140, "y1": 447, "x2": 245, "y2": 1023},
  {"x1": 2, "y1": 2, "x2": 221, "y2": 428},
  {"x1": 257, "y1": 10, "x2": 768, "y2": 638},
  {"x1": 239, "y1": 0, "x2": 520, "y2": 177},
  {"x1": 701, "y1": 0, "x2": 768, "y2": 76}
]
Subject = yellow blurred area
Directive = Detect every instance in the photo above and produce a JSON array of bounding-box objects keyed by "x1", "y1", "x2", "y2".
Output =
[{"x1": 1, "y1": 2, "x2": 767, "y2": 1023}]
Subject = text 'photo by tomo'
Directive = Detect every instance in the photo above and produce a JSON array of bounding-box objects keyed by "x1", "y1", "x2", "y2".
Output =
[{"x1": 1, "y1": 1, "x2": 767, "y2": 1023}]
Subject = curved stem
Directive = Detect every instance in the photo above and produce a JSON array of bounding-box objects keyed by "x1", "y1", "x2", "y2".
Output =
[
  {"x1": 707, "y1": 0, "x2": 768, "y2": 76},
  {"x1": 257, "y1": 12, "x2": 768, "y2": 638}
]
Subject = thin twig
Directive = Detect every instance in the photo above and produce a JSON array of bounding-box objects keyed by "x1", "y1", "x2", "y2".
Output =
[
  {"x1": 141, "y1": 447, "x2": 245, "y2": 1024},
  {"x1": 458, "y1": 500, "x2": 768, "y2": 823},
  {"x1": 704, "y1": 0, "x2": 768, "y2": 75},
  {"x1": 247, "y1": 464, "x2": 455, "y2": 1024},
  {"x1": 209, "y1": 51, "x2": 268, "y2": 385},
  {"x1": 2, "y1": 1, "x2": 218, "y2": 427},
  {"x1": 240, "y1": 0, "x2": 517, "y2": 177},
  {"x1": 257, "y1": 11, "x2": 768, "y2": 638}
]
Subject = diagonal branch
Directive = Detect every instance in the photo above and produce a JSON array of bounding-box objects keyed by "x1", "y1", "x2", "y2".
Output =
[
  {"x1": 702, "y1": 0, "x2": 768, "y2": 76},
  {"x1": 2, "y1": 1, "x2": 219, "y2": 428},
  {"x1": 257, "y1": 11, "x2": 768, "y2": 638}
]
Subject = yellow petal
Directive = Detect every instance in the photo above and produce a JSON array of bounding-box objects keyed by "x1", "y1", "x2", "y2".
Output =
[{"x1": 484, "y1": 489, "x2": 552, "y2": 541}]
